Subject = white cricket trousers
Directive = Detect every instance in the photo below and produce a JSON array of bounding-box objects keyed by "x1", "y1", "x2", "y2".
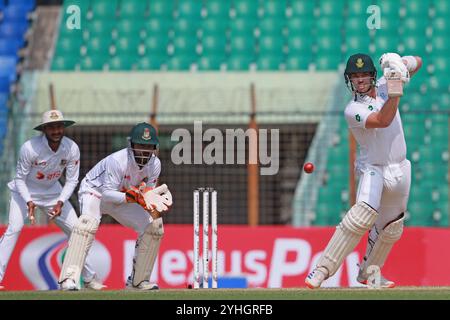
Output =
[
  {"x1": 0, "y1": 191, "x2": 97, "y2": 282},
  {"x1": 356, "y1": 159, "x2": 411, "y2": 229}
]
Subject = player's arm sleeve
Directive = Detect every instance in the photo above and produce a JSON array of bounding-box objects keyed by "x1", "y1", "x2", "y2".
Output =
[
  {"x1": 344, "y1": 103, "x2": 374, "y2": 129},
  {"x1": 146, "y1": 158, "x2": 161, "y2": 188},
  {"x1": 102, "y1": 157, "x2": 127, "y2": 204},
  {"x1": 57, "y1": 144, "x2": 80, "y2": 203},
  {"x1": 14, "y1": 143, "x2": 34, "y2": 203}
]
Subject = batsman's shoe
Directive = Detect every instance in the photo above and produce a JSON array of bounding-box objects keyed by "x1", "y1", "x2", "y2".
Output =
[
  {"x1": 60, "y1": 278, "x2": 79, "y2": 291},
  {"x1": 126, "y1": 277, "x2": 159, "y2": 291},
  {"x1": 357, "y1": 270, "x2": 395, "y2": 288},
  {"x1": 305, "y1": 268, "x2": 328, "y2": 289},
  {"x1": 84, "y1": 278, "x2": 107, "y2": 290}
]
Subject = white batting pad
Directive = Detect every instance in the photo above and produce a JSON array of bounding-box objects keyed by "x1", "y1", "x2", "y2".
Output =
[
  {"x1": 58, "y1": 215, "x2": 99, "y2": 288},
  {"x1": 316, "y1": 202, "x2": 378, "y2": 277},
  {"x1": 359, "y1": 215, "x2": 404, "y2": 279},
  {"x1": 130, "y1": 217, "x2": 164, "y2": 287}
]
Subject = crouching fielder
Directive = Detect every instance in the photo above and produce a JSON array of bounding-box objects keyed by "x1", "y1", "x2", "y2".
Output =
[
  {"x1": 305, "y1": 52, "x2": 422, "y2": 289},
  {"x1": 59, "y1": 123, "x2": 172, "y2": 290}
]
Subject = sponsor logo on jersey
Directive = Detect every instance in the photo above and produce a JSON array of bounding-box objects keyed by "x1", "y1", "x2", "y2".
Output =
[
  {"x1": 34, "y1": 160, "x2": 47, "y2": 167},
  {"x1": 60, "y1": 159, "x2": 67, "y2": 166},
  {"x1": 20, "y1": 233, "x2": 111, "y2": 290},
  {"x1": 36, "y1": 171, "x2": 45, "y2": 180}
]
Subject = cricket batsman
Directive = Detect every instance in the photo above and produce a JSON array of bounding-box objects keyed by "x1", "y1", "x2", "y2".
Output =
[
  {"x1": 59, "y1": 122, "x2": 172, "y2": 290},
  {"x1": 305, "y1": 52, "x2": 422, "y2": 289},
  {"x1": 0, "y1": 110, "x2": 103, "y2": 290}
]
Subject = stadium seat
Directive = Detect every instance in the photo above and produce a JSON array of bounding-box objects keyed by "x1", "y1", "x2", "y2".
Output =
[
  {"x1": 173, "y1": 18, "x2": 201, "y2": 36},
  {"x1": 177, "y1": 0, "x2": 203, "y2": 19},
  {"x1": 55, "y1": 36, "x2": 83, "y2": 56},
  {"x1": 171, "y1": 35, "x2": 198, "y2": 56},
  {"x1": 377, "y1": 1, "x2": 401, "y2": 18},
  {"x1": 0, "y1": 39, "x2": 23, "y2": 55},
  {"x1": 314, "y1": 54, "x2": 342, "y2": 71},
  {"x1": 287, "y1": 36, "x2": 314, "y2": 54},
  {"x1": 318, "y1": 0, "x2": 345, "y2": 17},
  {"x1": 258, "y1": 18, "x2": 285, "y2": 36},
  {"x1": 256, "y1": 55, "x2": 284, "y2": 71},
  {"x1": 285, "y1": 55, "x2": 311, "y2": 70},
  {"x1": 261, "y1": 0, "x2": 286, "y2": 18},
  {"x1": 90, "y1": 0, "x2": 118, "y2": 18},
  {"x1": 115, "y1": 18, "x2": 145, "y2": 37},
  {"x1": 143, "y1": 18, "x2": 172, "y2": 36},
  {"x1": 148, "y1": 0, "x2": 175, "y2": 18},
  {"x1": 0, "y1": 21, "x2": 29, "y2": 38},
  {"x1": 119, "y1": 0, "x2": 148, "y2": 19},
  {"x1": 434, "y1": 0, "x2": 450, "y2": 16},
  {"x1": 86, "y1": 19, "x2": 116, "y2": 37},
  {"x1": 289, "y1": 0, "x2": 315, "y2": 17},
  {"x1": 84, "y1": 36, "x2": 112, "y2": 56},
  {"x1": 108, "y1": 55, "x2": 136, "y2": 70},
  {"x1": 404, "y1": 0, "x2": 431, "y2": 17},
  {"x1": 230, "y1": 18, "x2": 258, "y2": 36},
  {"x1": 229, "y1": 34, "x2": 256, "y2": 55},
  {"x1": 431, "y1": 17, "x2": 450, "y2": 35},
  {"x1": 166, "y1": 55, "x2": 194, "y2": 70},
  {"x1": 347, "y1": 0, "x2": 375, "y2": 16},
  {"x1": 232, "y1": 0, "x2": 259, "y2": 19},
  {"x1": 51, "y1": 55, "x2": 79, "y2": 70},
  {"x1": 197, "y1": 55, "x2": 225, "y2": 71},
  {"x1": 344, "y1": 35, "x2": 371, "y2": 54},
  {"x1": 143, "y1": 34, "x2": 169, "y2": 56},
  {"x1": 114, "y1": 37, "x2": 142, "y2": 56},
  {"x1": 201, "y1": 35, "x2": 227, "y2": 55},
  {"x1": 201, "y1": 18, "x2": 230, "y2": 36},
  {"x1": 79, "y1": 55, "x2": 106, "y2": 70},
  {"x1": 258, "y1": 35, "x2": 285, "y2": 56},
  {"x1": 135, "y1": 55, "x2": 166, "y2": 70},
  {"x1": 286, "y1": 16, "x2": 314, "y2": 35},
  {"x1": 204, "y1": 0, "x2": 231, "y2": 18},
  {"x1": 225, "y1": 54, "x2": 254, "y2": 71}
]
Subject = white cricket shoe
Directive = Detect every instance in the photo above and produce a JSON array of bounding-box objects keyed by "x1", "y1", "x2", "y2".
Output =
[
  {"x1": 357, "y1": 269, "x2": 395, "y2": 288},
  {"x1": 84, "y1": 277, "x2": 107, "y2": 290},
  {"x1": 305, "y1": 268, "x2": 328, "y2": 289},
  {"x1": 126, "y1": 277, "x2": 159, "y2": 291},
  {"x1": 60, "y1": 278, "x2": 79, "y2": 291}
]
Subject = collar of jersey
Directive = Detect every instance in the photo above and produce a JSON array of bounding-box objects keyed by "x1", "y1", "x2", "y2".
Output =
[{"x1": 355, "y1": 92, "x2": 376, "y2": 104}]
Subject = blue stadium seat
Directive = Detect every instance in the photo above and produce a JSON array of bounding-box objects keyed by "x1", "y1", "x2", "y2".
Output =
[
  {"x1": 0, "y1": 56, "x2": 17, "y2": 82},
  {"x1": 0, "y1": 39, "x2": 23, "y2": 56},
  {"x1": 0, "y1": 21, "x2": 29, "y2": 38}
]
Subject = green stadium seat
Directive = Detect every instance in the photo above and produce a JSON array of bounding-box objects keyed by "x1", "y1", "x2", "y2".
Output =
[
  {"x1": 373, "y1": 35, "x2": 401, "y2": 55},
  {"x1": 347, "y1": 0, "x2": 375, "y2": 16},
  {"x1": 149, "y1": 0, "x2": 175, "y2": 18},
  {"x1": 258, "y1": 18, "x2": 285, "y2": 36},
  {"x1": 404, "y1": 0, "x2": 431, "y2": 16},
  {"x1": 402, "y1": 17, "x2": 429, "y2": 34},
  {"x1": 431, "y1": 35, "x2": 450, "y2": 54},
  {"x1": 232, "y1": 0, "x2": 259, "y2": 19},
  {"x1": 432, "y1": 17, "x2": 450, "y2": 35},
  {"x1": 256, "y1": 55, "x2": 284, "y2": 70},
  {"x1": 434, "y1": 0, "x2": 450, "y2": 16},
  {"x1": 79, "y1": 55, "x2": 106, "y2": 70},
  {"x1": 136, "y1": 55, "x2": 166, "y2": 70},
  {"x1": 318, "y1": 0, "x2": 345, "y2": 17},
  {"x1": 314, "y1": 55, "x2": 342, "y2": 70},
  {"x1": 398, "y1": 36, "x2": 427, "y2": 56},
  {"x1": 55, "y1": 36, "x2": 83, "y2": 55},
  {"x1": 172, "y1": 35, "x2": 198, "y2": 55},
  {"x1": 91, "y1": 0, "x2": 118, "y2": 18},
  {"x1": 378, "y1": 1, "x2": 401, "y2": 18},
  {"x1": 119, "y1": 0, "x2": 148, "y2": 18},
  {"x1": 229, "y1": 34, "x2": 255, "y2": 55},
  {"x1": 287, "y1": 36, "x2": 313, "y2": 54},
  {"x1": 289, "y1": 0, "x2": 315, "y2": 17},
  {"x1": 143, "y1": 18, "x2": 171, "y2": 35},
  {"x1": 258, "y1": 35, "x2": 285, "y2": 55},
  {"x1": 201, "y1": 35, "x2": 227, "y2": 55},
  {"x1": 173, "y1": 18, "x2": 201, "y2": 36},
  {"x1": 345, "y1": 16, "x2": 370, "y2": 31},
  {"x1": 166, "y1": 55, "x2": 194, "y2": 70},
  {"x1": 230, "y1": 18, "x2": 257, "y2": 36},
  {"x1": 51, "y1": 55, "x2": 79, "y2": 71},
  {"x1": 344, "y1": 35, "x2": 371, "y2": 54},
  {"x1": 226, "y1": 55, "x2": 254, "y2": 70},
  {"x1": 108, "y1": 55, "x2": 136, "y2": 70},
  {"x1": 315, "y1": 17, "x2": 342, "y2": 33},
  {"x1": 261, "y1": 0, "x2": 286, "y2": 17},
  {"x1": 177, "y1": 0, "x2": 203, "y2": 18},
  {"x1": 85, "y1": 36, "x2": 112, "y2": 56},
  {"x1": 197, "y1": 55, "x2": 225, "y2": 70},
  {"x1": 114, "y1": 37, "x2": 142, "y2": 56},
  {"x1": 201, "y1": 18, "x2": 230, "y2": 36},
  {"x1": 115, "y1": 18, "x2": 145, "y2": 37},
  {"x1": 316, "y1": 34, "x2": 342, "y2": 54},
  {"x1": 143, "y1": 34, "x2": 169, "y2": 55},
  {"x1": 87, "y1": 19, "x2": 116, "y2": 37},
  {"x1": 286, "y1": 17, "x2": 314, "y2": 35},
  {"x1": 285, "y1": 54, "x2": 311, "y2": 70},
  {"x1": 205, "y1": 0, "x2": 231, "y2": 18}
]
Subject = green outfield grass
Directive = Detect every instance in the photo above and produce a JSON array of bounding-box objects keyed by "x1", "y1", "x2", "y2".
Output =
[{"x1": 1, "y1": 287, "x2": 450, "y2": 300}]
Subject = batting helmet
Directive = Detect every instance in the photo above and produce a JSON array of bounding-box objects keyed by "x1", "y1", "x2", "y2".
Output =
[{"x1": 344, "y1": 53, "x2": 377, "y2": 92}]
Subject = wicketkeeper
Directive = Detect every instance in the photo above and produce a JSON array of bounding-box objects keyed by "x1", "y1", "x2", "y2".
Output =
[
  {"x1": 306, "y1": 52, "x2": 422, "y2": 289},
  {"x1": 59, "y1": 122, "x2": 172, "y2": 290}
]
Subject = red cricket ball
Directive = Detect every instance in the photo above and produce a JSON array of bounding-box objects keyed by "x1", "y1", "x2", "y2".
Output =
[{"x1": 303, "y1": 162, "x2": 314, "y2": 174}]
